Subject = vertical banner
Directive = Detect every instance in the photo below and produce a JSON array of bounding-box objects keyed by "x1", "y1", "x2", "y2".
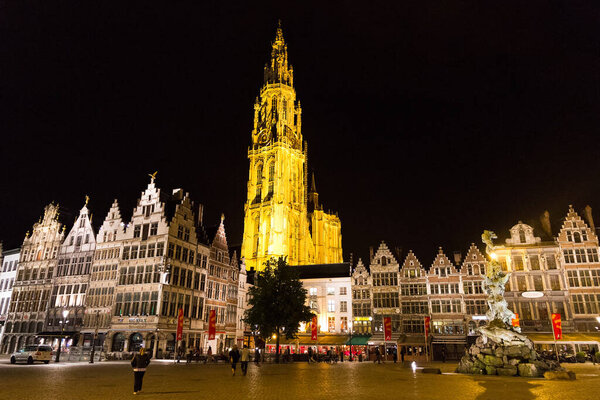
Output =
[
  {"x1": 311, "y1": 315, "x2": 318, "y2": 340},
  {"x1": 424, "y1": 316, "x2": 431, "y2": 339},
  {"x1": 551, "y1": 313, "x2": 562, "y2": 340},
  {"x1": 511, "y1": 313, "x2": 520, "y2": 329},
  {"x1": 208, "y1": 309, "x2": 216, "y2": 340},
  {"x1": 384, "y1": 317, "x2": 392, "y2": 341},
  {"x1": 176, "y1": 308, "x2": 184, "y2": 341}
]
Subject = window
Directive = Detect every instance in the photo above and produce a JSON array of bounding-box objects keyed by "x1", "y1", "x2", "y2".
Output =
[
  {"x1": 550, "y1": 275, "x2": 561, "y2": 291},
  {"x1": 533, "y1": 276, "x2": 543, "y2": 291},
  {"x1": 328, "y1": 316, "x2": 335, "y2": 332},
  {"x1": 340, "y1": 316, "x2": 348, "y2": 333},
  {"x1": 587, "y1": 248, "x2": 599, "y2": 263},
  {"x1": 150, "y1": 223, "x2": 158, "y2": 236},
  {"x1": 575, "y1": 249, "x2": 587, "y2": 263},
  {"x1": 340, "y1": 287, "x2": 347, "y2": 296},
  {"x1": 309, "y1": 287, "x2": 317, "y2": 296},
  {"x1": 563, "y1": 250, "x2": 575, "y2": 264},
  {"x1": 340, "y1": 301, "x2": 347, "y2": 312},
  {"x1": 134, "y1": 225, "x2": 141, "y2": 238},
  {"x1": 517, "y1": 276, "x2": 527, "y2": 291},
  {"x1": 328, "y1": 300, "x2": 335, "y2": 312},
  {"x1": 156, "y1": 243, "x2": 164, "y2": 256},
  {"x1": 512, "y1": 255, "x2": 524, "y2": 271},
  {"x1": 327, "y1": 287, "x2": 335, "y2": 295},
  {"x1": 529, "y1": 255, "x2": 540, "y2": 270},
  {"x1": 545, "y1": 254, "x2": 556, "y2": 269}
]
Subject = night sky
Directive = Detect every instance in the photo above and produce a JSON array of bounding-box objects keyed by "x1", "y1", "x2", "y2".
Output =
[{"x1": 1, "y1": 1, "x2": 599, "y2": 265}]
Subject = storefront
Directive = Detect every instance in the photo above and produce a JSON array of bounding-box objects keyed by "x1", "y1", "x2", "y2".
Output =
[
  {"x1": 527, "y1": 333, "x2": 600, "y2": 355},
  {"x1": 265, "y1": 334, "x2": 349, "y2": 355}
]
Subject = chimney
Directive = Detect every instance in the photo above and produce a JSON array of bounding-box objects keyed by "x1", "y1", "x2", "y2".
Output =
[
  {"x1": 197, "y1": 203, "x2": 204, "y2": 227},
  {"x1": 540, "y1": 210, "x2": 552, "y2": 238},
  {"x1": 453, "y1": 251, "x2": 462, "y2": 266},
  {"x1": 395, "y1": 246, "x2": 403, "y2": 261},
  {"x1": 584, "y1": 205, "x2": 595, "y2": 232},
  {"x1": 369, "y1": 246, "x2": 374, "y2": 263}
]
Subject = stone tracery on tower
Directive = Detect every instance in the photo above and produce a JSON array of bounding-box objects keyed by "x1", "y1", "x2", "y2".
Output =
[{"x1": 241, "y1": 23, "x2": 343, "y2": 271}]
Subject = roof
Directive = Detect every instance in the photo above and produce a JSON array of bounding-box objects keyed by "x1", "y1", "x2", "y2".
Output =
[
  {"x1": 297, "y1": 263, "x2": 351, "y2": 279},
  {"x1": 3, "y1": 248, "x2": 21, "y2": 256}
]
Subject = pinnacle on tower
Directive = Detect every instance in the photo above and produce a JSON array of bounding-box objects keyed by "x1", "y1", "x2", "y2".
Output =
[{"x1": 264, "y1": 20, "x2": 293, "y2": 86}]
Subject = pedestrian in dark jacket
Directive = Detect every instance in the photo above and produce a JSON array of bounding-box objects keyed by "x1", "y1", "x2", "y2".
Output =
[
  {"x1": 131, "y1": 348, "x2": 151, "y2": 395},
  {"x1": 229, "y1": 345, "x2": 240, "y2": 376}
]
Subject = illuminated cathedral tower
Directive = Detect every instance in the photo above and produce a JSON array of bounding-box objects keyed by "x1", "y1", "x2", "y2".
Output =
[{"x1": 241, "y1": 22, "x2": 343, "y2": 271}]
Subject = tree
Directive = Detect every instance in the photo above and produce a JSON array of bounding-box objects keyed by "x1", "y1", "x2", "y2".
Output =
[{"x1": 243, "y1": 257, "x2": 313, "y2": 363}]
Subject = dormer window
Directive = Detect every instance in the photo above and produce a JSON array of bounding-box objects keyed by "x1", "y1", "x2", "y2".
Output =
[
  {"x1": 409, "y1": 261, "x2": 414, "y2": 266},
  {"x1": 582, "y1": 230, "x2": 588, "y2": 241},
  {"x1": 574, "y1": 231, "x2": 582, "y2": 243},
  {"x1": 519, "y1": 229, "x2": 526, "y2": 244},
  {"x1": 440, "y1": 259, "x2": 444, "y2": 265},
  {"x1": 381, "y1": 257, "x2": 387, "y2": 266},
  {"x1": 472, "y1": 254, "x2": 476, "y2": 260},
  {"x1": 572, "y1": 221, "x2": 577, "y2": 228},
  {"x1": 567, "y1": 231, "x2": 573, "y2": 242}
]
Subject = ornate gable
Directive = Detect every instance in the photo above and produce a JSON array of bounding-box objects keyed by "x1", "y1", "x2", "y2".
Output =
[
  {"x1": 372, "y1": 241, "x2": 398, "y2": 266},
  {"x1": 557, "y1": 205, "x2": 598, "y2": 245},
  {"x1": 429, "y1": 247, "x2": 457, "y2": 276}
]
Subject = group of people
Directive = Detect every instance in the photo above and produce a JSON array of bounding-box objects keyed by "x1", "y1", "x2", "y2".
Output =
[{"x1": 227, "y1": 345, "x2": 255, "y2": 375}]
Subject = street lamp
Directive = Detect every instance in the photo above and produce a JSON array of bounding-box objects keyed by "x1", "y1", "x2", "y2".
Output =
[{"x1": 55, "y1": 309, "x2": 69, "y2": 363}]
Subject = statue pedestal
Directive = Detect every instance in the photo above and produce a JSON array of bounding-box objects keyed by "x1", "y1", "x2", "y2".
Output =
[{"x1": 457, "y1": 326, "x2": 562, "y2": 377}]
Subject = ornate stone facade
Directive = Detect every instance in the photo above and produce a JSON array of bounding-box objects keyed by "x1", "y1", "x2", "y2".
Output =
[{"x1": 241, "y1": 23, "x2": 342, "y2": 271}]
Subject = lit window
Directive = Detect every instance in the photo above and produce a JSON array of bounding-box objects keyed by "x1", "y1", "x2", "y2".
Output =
[
  {"x1": 328, "y1": 300, "x2": 335, "y2": 312},
  {"x1": 327, "y1": 287, "x2": 335, "y2": 295}
]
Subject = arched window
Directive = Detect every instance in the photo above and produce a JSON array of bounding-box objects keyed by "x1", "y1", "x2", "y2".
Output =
[
  {"x1": 381, "y1": 257, "x2": 387, "y2": 266},
  {"x1": 573, "y1": 232, "x2": 582, "y2": 243},
  {"x1": 256, "y1": 164, "x2": 263, "y2": 184},
  {"x1": 268, "y1": 161, "x2": 275, "y2": 181},
  {"x1": 282, "y1": 98, "x2": 287, "y2": 119},
  {"x1": 519, "y1": 229, "x2": 526, "y2": 244},
  {"x1": 271, "y1": 96, "x2": 277, "y2": 113},
  {"x1": 253, "y1": 216, "x2": 260, "y2": 256},
  {"x1": 112, "y1": 333, "x2": 126, "y2": 352}
]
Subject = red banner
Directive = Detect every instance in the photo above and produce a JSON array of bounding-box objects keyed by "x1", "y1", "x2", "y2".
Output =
[
  {"x1": 512, "y1": 313, "x2": 520, "y2": 328},
  {"x1": 311, "y1": 315, "x2": 318, "y2": 340},
  {"x1": 176, "y1": 308, "x2": 184, "y2": 341},
  {"x1": 208, "y1": 309, "x2": 216, "y2": 340},
  {"x1": 424, "y1": 316, "x2": 430, "y2": 339},
  {"x1": 551, "y1": 313, "x2": 562, "y2": 340},
  {"x1": 384, "y1": 317, "x2": 392, "y2": 341}
]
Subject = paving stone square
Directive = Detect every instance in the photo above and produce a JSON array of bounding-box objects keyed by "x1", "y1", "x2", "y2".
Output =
[{"x1": 1, "y1": 360, "x2": 599, "y2": 400}]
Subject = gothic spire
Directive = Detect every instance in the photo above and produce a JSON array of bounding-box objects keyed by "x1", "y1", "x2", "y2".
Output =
[{"x1": 264, "y1": 20, "x2": 294, "y2": 86}]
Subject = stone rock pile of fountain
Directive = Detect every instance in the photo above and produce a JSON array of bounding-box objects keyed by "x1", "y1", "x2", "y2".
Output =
[{"x1": 456, "y1": 326, "x2": 560, "y2": 377}]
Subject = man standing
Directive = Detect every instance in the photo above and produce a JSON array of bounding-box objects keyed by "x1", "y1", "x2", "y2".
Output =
[
  {"x1": 229, "y1": 345, "x2": 240, "y2": 376},
  {"x1": 240, "y1": 345, "x2": 250, "y2": 375},
  {"x1": 131, "y1": 347, "x2": 151, "y2": 395},
  {"x1": 307, "y1": 346, "x2": 313, "y2": 363}
]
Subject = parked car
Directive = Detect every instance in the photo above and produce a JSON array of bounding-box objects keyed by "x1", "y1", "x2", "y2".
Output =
[{"x1": 10, "y1": 344, "x2": 53, "y2": 364}]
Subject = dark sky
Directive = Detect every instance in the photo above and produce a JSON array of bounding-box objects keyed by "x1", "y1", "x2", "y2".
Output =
[{"x1": 1, "y1": 1, "x2": 599, "y2": 266}]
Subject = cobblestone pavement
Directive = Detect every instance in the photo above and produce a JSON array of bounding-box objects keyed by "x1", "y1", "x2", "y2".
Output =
[{"x1": 1, "y1": 359, "x2": 599, "y2": 400}]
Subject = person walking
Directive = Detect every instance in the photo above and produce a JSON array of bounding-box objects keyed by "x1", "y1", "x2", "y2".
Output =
[
  {"x1": 393, "y1": 347, "x2": 397, "y2": 363},
  {"x1": 374, "y1": 347, "x2": 381, "y2": 364},
  {"x1": 307, "y1": 346, "x2": 313, "y2": 363},
  {"x1": 229, "y1": 345, "x2": 240, "y2": 376},
  {"x1": 400, "y1": 346, "x2": 405, "y2": 363},
  {"x1": 254, "y1": 348, "x2": 261, "y2": 366},
  {"x1": 240, "y1": 345, "x2": 250, "y2": 375},
  {"x1": 206, "y1": 346, "x2": 212, "y2": 364},
  {"x1": 441, "y1": 346, "x2": 447, "y2": 363},
  {"x1": 131, "y1": 347, "x2": 151, "y2": 395}
]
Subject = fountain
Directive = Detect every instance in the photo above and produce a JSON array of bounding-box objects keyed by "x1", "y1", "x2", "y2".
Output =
[{"x1": 456, "y1": 231, "x2": 563, "y2": 377}]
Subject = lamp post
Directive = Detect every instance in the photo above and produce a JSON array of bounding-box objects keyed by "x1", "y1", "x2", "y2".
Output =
[
  {"x1": 89, "y1": 310, "x2": 99, "y2": 364},
  {"x1": 55, "y1": 309, "x2": 69, "y2": 363}
]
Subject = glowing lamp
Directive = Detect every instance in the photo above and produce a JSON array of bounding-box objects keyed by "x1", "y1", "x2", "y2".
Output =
[
  {"x1": 521, "y1": 291, "x2": 544, "y2": 298},
  {"x1": 490, "y1": 252, "x2": 498, "y2": 261},
  {"x1": 595, "y1": 316, "x2": 600, "y2": 324},
  {"x1": 272, "y1": 333, "x2": 277, "y2": 339}
]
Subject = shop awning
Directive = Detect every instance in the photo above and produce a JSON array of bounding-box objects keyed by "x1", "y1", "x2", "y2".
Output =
[
  {"x1": 527, "y1": 333, "x2": 600, "y2": 343},
  {"x1": 347, "y1": 336, "x2": 371, "y2": 345},
  {"x1": 266, "y1": 335, "x2": 349, "y2": 346}
]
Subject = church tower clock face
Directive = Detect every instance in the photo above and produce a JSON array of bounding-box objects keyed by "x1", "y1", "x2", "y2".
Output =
[{"x1": 257, "y1": 129, "x2": 271, "y2": 146}]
